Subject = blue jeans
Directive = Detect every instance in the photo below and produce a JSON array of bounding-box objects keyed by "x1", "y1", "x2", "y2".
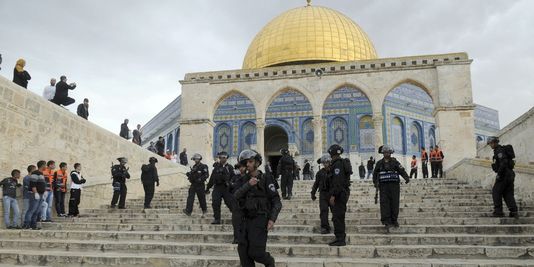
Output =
[
  {"x1": 3, "y1": 196, "x2": 20, "y2": 227},
  {"x1": 22, "y1": 198, "x2": 30, "y2": 221},
  {"x1": 24, "y1": 193, "x2": 44, "y2": 228},
  {"x1": 41, "y1": 191, "x2": 53, "y2": 220}
]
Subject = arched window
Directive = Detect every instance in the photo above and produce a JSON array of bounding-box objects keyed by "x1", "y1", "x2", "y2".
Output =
[
  {"x1": 240, "y1": 122, "x2": 256, "y2": 151},
  {"x1": 330, "y1": 117, "x2": 348, "y2": 152},
  {"x1": 301, "y1": 119, "x2": 314, "y2": 154},
  {"x1": 392, "y1": 117, "x2": 405, "y2": 154},
  {"x1": 359, "y1": 115, "x2": 374, "y2": 151},
  {"x1": 215, "y1": 123, "x2": 232, "y2": 155},
  {"x1": 409, "y1": 122, "x2": 422, "y2": 153}
]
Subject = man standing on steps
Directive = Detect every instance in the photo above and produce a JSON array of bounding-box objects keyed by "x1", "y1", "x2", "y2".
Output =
[
  {"x1": 277, "y1": 148, "x2": 295, "y2": 200},
  {"x1": 311, "y1": 155, "x2": 333, "y2": 234},
  {"x1": 373, "y1": 145, "x2": 410, "y2": 231},
  {"x1": 234, "y1": 149, "x2": 282, "y2": 267},
  {"x1": 366, "y1": 156, "x2": 375, "y2": 179},
  {"x1": 179, "y1": 148, "x2": 188, "y2": 166},
  {"x1": 183, "y1": 153, "x2": 209, "y2": 217},
  {"x1": 230, "y1": 162, "x2": 247, "y2": 244},
  {"x1": 141, "y1": 157, "x2": 159, "y2": 209},
  {"x1": 421, "y1": 147, "x2": 429, "y2": 178},
  {"x1": 110, "y1": 157, "x2": 130, "y2": 209},
  {"x1": 205, "y1": 151, "x2": 234, "y2": 225},
  {"x1": 487, "y1": 137, "x2": 519, "y2": 218},
  {"x1": 327, "y1": 144, "x2": 352, "y2": 246}
]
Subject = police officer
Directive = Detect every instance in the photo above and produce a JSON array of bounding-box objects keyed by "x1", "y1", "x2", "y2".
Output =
[
  {"x1": 487, "y1": 137, "x2": 518, "y2": 218},
  {"x1": 141, "y1": 157, "x2": 159, "y2": 209},
  {"x1": 234, "y1": 149, "x2": 282, "y2": 267},
  {"x1": 206, "y1": 151, "x2": 234, "y2": 224},
  {"x1": 230, "y1": 162, "x2": 247, "y2": 244},
  {"x1": 111, "y1": 157, "x2": 130, "y2": 209},
  {"x1": 277, "y1": 148, "x2": 295, "y2": 200},
  {"x1": 183, "y1": 153, "x2": 209, "y2": 216},
  {"x1": 327, "y1": 144, "x2": 352, "y2": 246},
  {"x1": 372, "y1": 145, "x2": 409, "y2": 230},
  {"x1": 311, "y1": 155, "x2": 333, "y2": 234}
]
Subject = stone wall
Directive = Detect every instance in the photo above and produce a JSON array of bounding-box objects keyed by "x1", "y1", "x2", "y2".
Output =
[
  {"x1": 0, "y1": 75, "x2": 188, "y2": 227},
  {"x1": 477, "y1": 107, "x2": 534, "y2": 165},
  {"x1": 447, "y1": 158, "x2": 534, "y2": 202}
]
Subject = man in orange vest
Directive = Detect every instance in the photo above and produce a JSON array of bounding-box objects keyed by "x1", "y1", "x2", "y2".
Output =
[
  {"x1": 421, "y1": 147, "x2": 429, "y2": 178},
  {"x1": 53, "y1": 162, "x2": 69, "y2": 217},
  {"x1": 434, "y1": 146, "x2": 445, "y2": 178},
  {"x1": 41, "y1": 160, "x2": 55, "y2": 222},
  {"x1": 409, "y1": 155, "x2": 418, "y2": 179}
]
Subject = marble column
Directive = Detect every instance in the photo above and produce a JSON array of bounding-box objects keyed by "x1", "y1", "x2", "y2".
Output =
[
  {"x1": 312, "y1": 116, "x2": 323, "y2": 161},
  {"x1": 256, "y1": 119, "x2": 266, "y2": 157},
  {"x1": 372, "y1": 114, "x2": 384, "y2": 148}
]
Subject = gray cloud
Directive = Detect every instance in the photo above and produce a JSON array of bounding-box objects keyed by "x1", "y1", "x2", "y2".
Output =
[{"x1": 0, "y1": 0, "x2": 532, "y2": 132}]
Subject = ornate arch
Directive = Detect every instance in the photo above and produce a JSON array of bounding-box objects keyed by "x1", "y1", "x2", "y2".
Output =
[
  {"x1": 214, "y1": 123, "x2": 232, "y2": 156},
  {"x1": 213, "y1": 91, "x2": 257, "y2": 122},
  {"x1": 391, "y1": 116, "x2": 405, "y2": 154},
  {"x1": 262, "y1": 87, "x2": 315, "y2": 119},
  {"x1": 329, "y1": 116, "x2": 349, "y2": 153}
]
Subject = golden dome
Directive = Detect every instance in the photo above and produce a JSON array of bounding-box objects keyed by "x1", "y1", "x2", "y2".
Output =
[{"x1": 242, "y1": 4, "x2": 378, "y2": 69}]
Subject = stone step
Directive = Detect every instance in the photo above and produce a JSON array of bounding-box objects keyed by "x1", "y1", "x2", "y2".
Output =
[
  {"x1": 3, "y1": 230, "x2": 534, "y2": 246},
  {"x1": 1, "y1": 238, "x2": 533, "y2": 260},
  {"x1": 40, "y1": 222, "x2": 534, "y2": 234},
  {"x1": 0, "y1": 249, "x2": 533, "y2": 267}
]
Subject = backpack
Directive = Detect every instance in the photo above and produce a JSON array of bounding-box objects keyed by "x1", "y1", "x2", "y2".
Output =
[{"x1": 503, "y1": 144, "x2": 516, "y2": 169}]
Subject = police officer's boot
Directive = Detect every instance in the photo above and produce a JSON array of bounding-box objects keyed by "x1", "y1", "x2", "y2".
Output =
[
  {"x1": 510, "y1": 211, "x2": 519, "y2": 219},
  {"x1": 491, "y1": 211, "x2": 505, "y2": 217},
  {"x1": 320, "y1": 228, "x2": 330, "y2": 234},
  {"x1": 328, "y1": 239, "x2": 346, "y2": 246},
  {"x1": 182, "y1": 209, "x2": 191, "y2": 216},
  {"x1": 211, "y1": 220, "x2": 221, "y2": 225}
]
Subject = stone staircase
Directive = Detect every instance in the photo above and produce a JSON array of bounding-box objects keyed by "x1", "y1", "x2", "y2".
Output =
[{"x1": 1, "y1": 179, "x2": 534, "y2": 266}]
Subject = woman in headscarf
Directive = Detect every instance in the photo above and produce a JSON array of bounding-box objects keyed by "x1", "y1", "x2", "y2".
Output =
[{"x1": 13, "y1": 59, "x2": 31, "y2": 88}]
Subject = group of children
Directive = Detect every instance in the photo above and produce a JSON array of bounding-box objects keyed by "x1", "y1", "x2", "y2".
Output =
[{"x1": 0, "y1": 160, "x2": 86, "y2": 229}]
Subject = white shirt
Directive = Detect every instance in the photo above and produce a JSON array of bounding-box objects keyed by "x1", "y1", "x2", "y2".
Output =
[{"x1": 43, "y1": 85, "x2": 56, "y2": 100}]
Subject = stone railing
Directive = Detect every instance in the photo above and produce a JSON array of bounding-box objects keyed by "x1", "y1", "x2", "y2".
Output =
[{"x1": 181, "y1": 52, "x2": 470, "y2": 84}]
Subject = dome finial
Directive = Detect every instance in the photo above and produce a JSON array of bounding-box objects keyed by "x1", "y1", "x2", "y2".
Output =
[{"x1": 306, "y1": 0, "x2": 311, "y2": 6}]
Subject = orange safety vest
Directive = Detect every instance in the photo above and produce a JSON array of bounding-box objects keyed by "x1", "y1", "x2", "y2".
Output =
[
  {"x1": 53, "y1": 170, "x2": 68, "y2": 192},
  {"x1": 411, "y1": 159, "x2": 417, "y2": 169},
  {"x1": 436, "y1": 149, "x2": 443, "y2": 161},
  {"x1": 42, "y1": 168, "x2": 55, "y2": 191},
  {"x1": 421, "y1": 151, "x2": 428, "y2": 161}
]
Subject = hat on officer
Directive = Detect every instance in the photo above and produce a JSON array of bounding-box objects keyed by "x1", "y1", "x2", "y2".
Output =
[
  {"x1": 317, "y1": 154, "x2": 332, "y2": 164},
  {"x1": 487, "y1": 136, "x2": 499, "y2": 145},
  {"x1": 191, "y1": 153, "x2": 202, "y2": 160},
  {"x1": 149, "y1": 157, "x2": 158, "y2": 163},
  {"x1": 280, "y1": 148, "x2": 289, "y2": 155},
  {"x1": 239, "y1": 149, "x2": 263, "y2": 166},
  {"x1": 381, "y1": 145, "x2": 394, "y2": 154},
  {"x1": 217, "y1": 151, "x2": 229, "y2": 158},
  {"x1": 327, "y1": 144, "x2": 344, "y2": 156},
  {"x1": 117, "y1": 157, "x2": 128, "y2": 163}
]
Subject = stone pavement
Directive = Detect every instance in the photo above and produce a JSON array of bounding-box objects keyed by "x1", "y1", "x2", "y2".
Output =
[{"x1": 0, "y1": 179, "x2": 534, "y2": 266}]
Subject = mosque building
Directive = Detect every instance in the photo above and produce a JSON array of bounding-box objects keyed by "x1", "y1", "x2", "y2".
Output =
[{"x1": 141, "y1": 2, "x2": 499, "y2": 172}]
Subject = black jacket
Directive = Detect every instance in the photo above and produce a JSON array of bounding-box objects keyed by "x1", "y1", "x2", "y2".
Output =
[
  {"x1": 328, "y1": 157, "x2": 353, "y2": 197},
  {"x1": 311, "y1": 168, "x2": 330, "y2": 196},
  {"x1": 303, "y1": 162, "x2": 311, "y2": 174},
  {"x1": 234, "y1": 171, "x2": 282, "y2": 222},
  {"x1": 156, "y1": 140, "x2": 165, "y2": 155},
  {"x1": 492, "y1": 144, "x2": 515, "y2": 178},
  {"x1": 111, "y1": 164, "x2": 130, "y2": 183},
  {"x1": 13, "y1": 68, "x2": 31, "y2": 88},
  {"x1": 120, "y1": 123, "x2": 129, "y2": 139},
  {"x1": 179, "y1": 152, "x2": 188, "y2": 165},
  {"x1": 132, "y1": 129, "x2": 142, "y2": 145},
  {"x1": 77, "y1": 104, "x2": 89, "y2": 119},
  {"x1": 206, "y1": 162, "x2": 233, "y2": 190},
  {"x1": 373, "y1": 158, "x2": 409, "y2": 186},
  {"x1": 187, "y1": 163, "x2": 209, "y2": 185},
  {"x1": 359, "y1": 165, "x2": 366, "y2": 177},
  {"x1": 53, "y1": 80, "x2": 76, "y2": 101},
  {"x1": 141, "y1": 163, "x2": 159, "y2": 184}
]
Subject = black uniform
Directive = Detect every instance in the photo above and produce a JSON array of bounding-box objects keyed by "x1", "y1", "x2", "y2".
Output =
[
  {"x1": 141, "y1": 163, "x2": 159, "y2": 208},
  {"x1": 229, "y1": 171, "x2": 247, "y2": 243},
  {"x1": 277, "y1": 154, "x2": 295, "y2": 198},
  {"x1": 328, "y1": 157, "x2": 352, "y2": 242},
  {"x1": 234, "y1": 171, "x2": 282, "y2": 267},
  {"x1": 185, "y1": 163, "x2": 209, "y2": 214},
  {"x1": 311, "y1": 167, "x2": 332, "y2": 232},
  {"x1": 491, "y1": 144, "x2": 518, "y2": 216},
  {"x1": 373, "y1": 158, "x2": 409, "y2": 227},
  {"x1": 206, "y1": 162, "x2": 234, "y2": 222},
  {"x1": 111, "y1": 164, "x2": 130, "y2": 208}
]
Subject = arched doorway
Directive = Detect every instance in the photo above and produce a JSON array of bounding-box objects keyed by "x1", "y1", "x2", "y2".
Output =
[{"x1": 264, "y1": 125, "x2": 289, "y2": 174}]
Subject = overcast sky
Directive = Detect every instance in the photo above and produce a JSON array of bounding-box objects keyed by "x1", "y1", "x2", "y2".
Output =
[{"x1": 1, "y1": 0, "x2": 532, "y2": 133}]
